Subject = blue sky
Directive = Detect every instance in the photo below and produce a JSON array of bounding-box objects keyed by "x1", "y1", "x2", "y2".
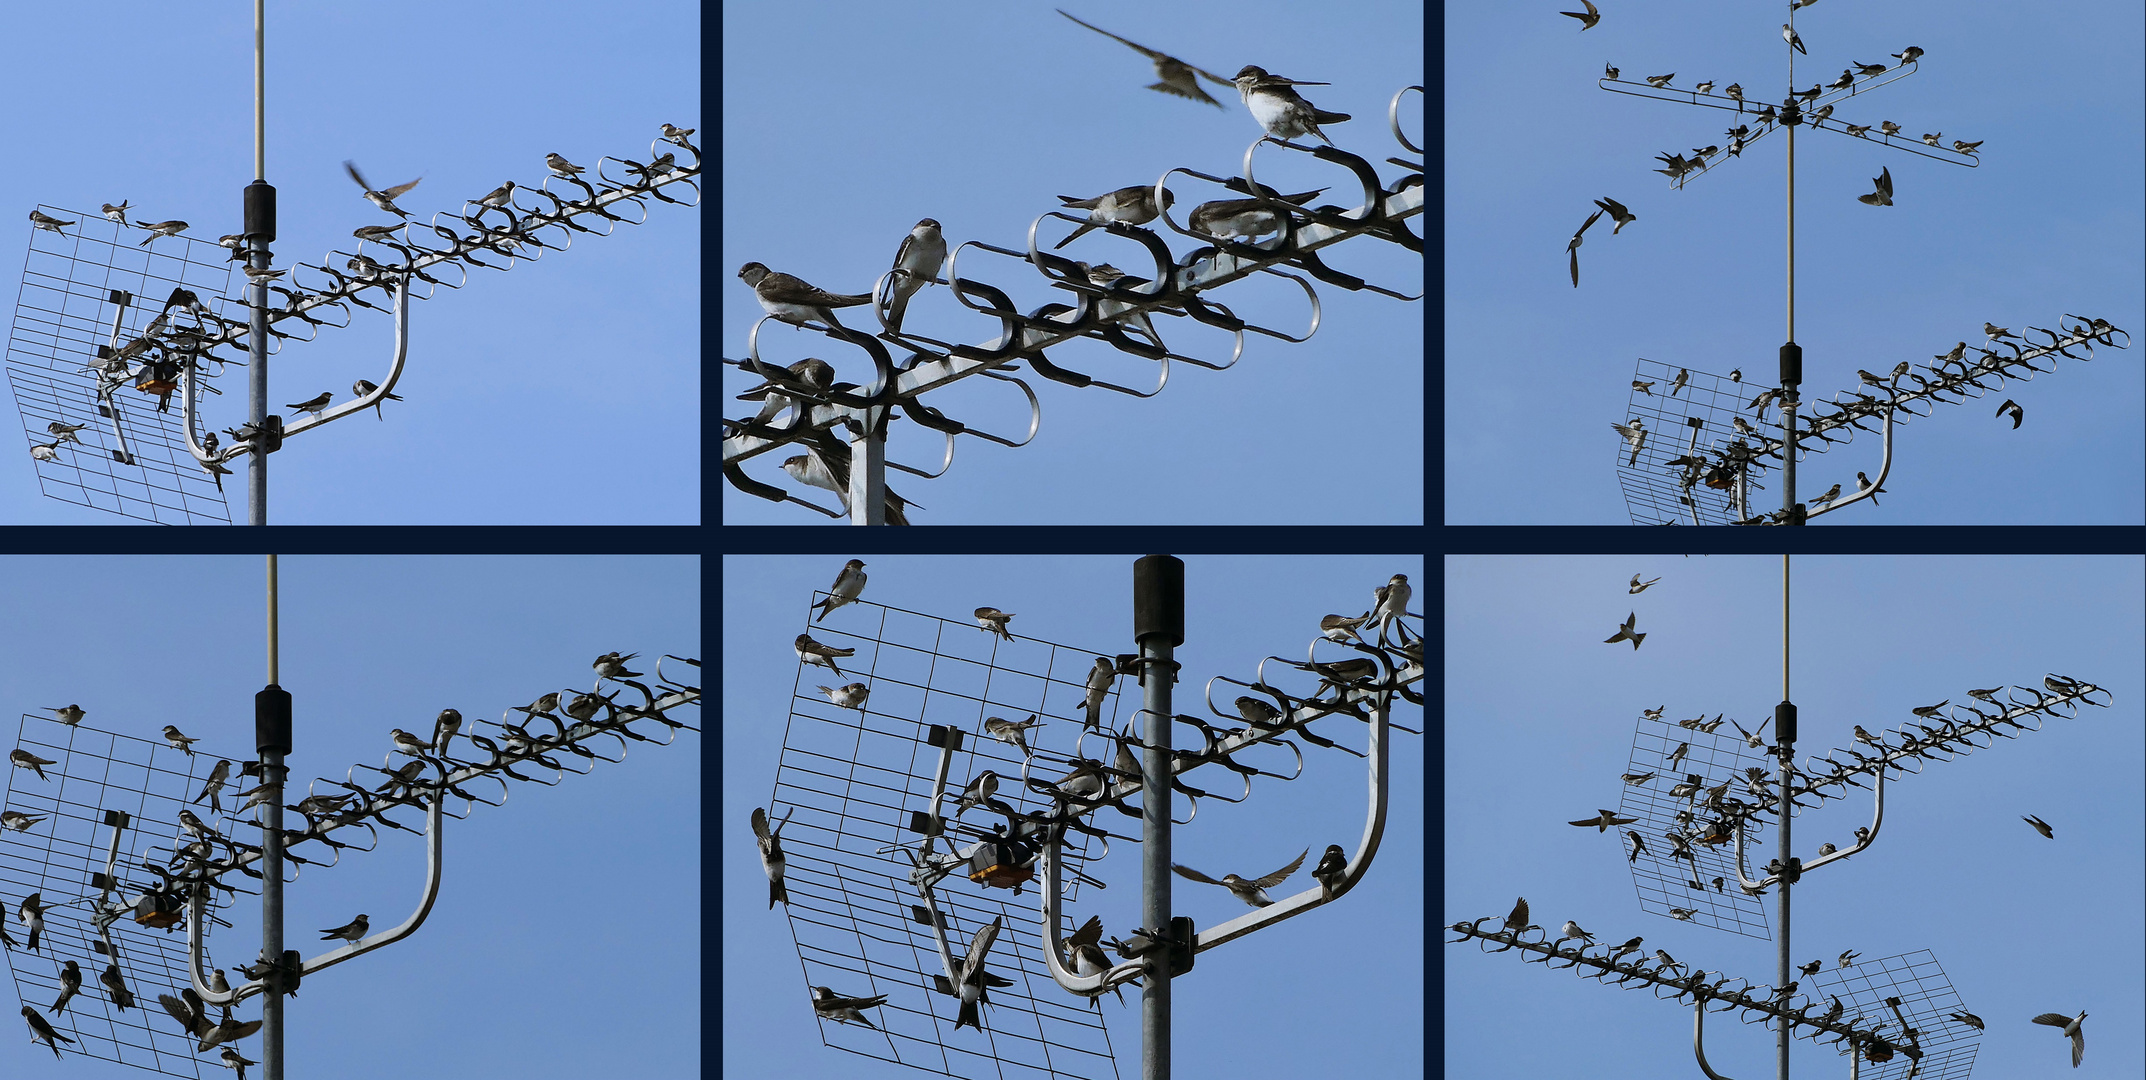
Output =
[
  {"x1": 1446, "y1": 1, "x2": 2145, "y2": 524},
  {"x1": 724, "y1": 555, "x2": 1424, "y2": 1078},
  {"x1": 0, "y1": 556, "x2": 700, "y2": 1079},
  {"x1": 1445, "y1": 555, "x2": 2144, "y2": 1078},
  {"x1": 721, "y1": 2, "x2": 1423, "y2": 525},
  {"x1": 0, "y1": 2, "x2": 700, "y2": 524}
]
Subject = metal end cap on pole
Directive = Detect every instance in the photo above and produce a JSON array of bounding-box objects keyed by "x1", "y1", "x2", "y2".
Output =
[
  {"x1": 1133, "y1": 556, "x2": 1184, "y2": 646},
  {"x1": 256, "y1": 685, "x2": 292, "y2": 756},
  {"x1": 244, "y1": 181, "x2": 277, "y2": 242},
  {"x1": 1773, "y1": 701, "x2": 1797, "y2": 756},
  {"x1": 1778, "y1": 341, "x2": 1801, "y2": 387}
]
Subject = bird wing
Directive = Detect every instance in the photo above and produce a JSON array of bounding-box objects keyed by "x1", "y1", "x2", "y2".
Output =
[
  {"x1": 1057, "y1": 8, "x2": 1169, "y2": 60},
  {"x1": 1575, "y1": 208, "x2": 1603, "y2": 238},
  {"x1": 1249, "y1": 848, "x2": 1309, "y2": 888},
  {"x1": 1171, "y1": 862, "x2": 1224, "y2": 886},
  {"x1": 1878, "y1": 167, "x2": 1892, "y2": 198},
  {"x1": 382, "y1": 177, "x2": 422, "y2": 199},
  {"x1": 343, "y1": 161, "x2": 371, "y2": 190},
  {"x1": 1570, "y1": 246, "x2": 1580, "y2": 288},
  {"x1": 962, "y1": 916, "x2": 1003, "y2": 981},
  {"x1": 1067, "y1": 914, "x2": 1103, "y2": 950},
  {"x1": 752, "y1": 807, "x2": 771, "y2": 842},
  {"x1": 2030, "y1": 1012, "x2": 2073, "y2": 1027}
]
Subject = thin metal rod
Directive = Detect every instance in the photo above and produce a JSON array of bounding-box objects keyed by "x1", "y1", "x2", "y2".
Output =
[
  {"x1": 850, "y1": 416, "x2": 885, "y2": 526},
  {"x1": 253, "y1": 0, "x2": 265, "y2": 181},
  {"x1": 1140, "y1": 623, "x2": 1174, "y2": 1080},
  {"x1": 263, "y1": 553, "x2": 285, "y2": 1080},
  {"x1": 1776, "y1": 552, "x2": 1790, "y2": 1080}
]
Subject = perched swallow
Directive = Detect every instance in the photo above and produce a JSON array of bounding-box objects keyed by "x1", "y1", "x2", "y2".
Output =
[
  {"x1": 974, "y1": 607, "x2": 1016, "y2": 641},
  {"x1": 431, "y1": 708, "x2": 462, "y2": 753},
  {"x1": 1814, "y1": 483, "x2": 1842, "y2": 504},
  {"x1": 1370, "y1": 573, "x2": 1412, "y2": 640},
  {"x1": 562, "y1": 690, "x2": 614, "y2": 723},
  {"x1": 1952, "y1": 139, "x2": 1982, "y2": 155},
  {"x1": 1610, "y1": 935, "x2": 1644, "y2": 961},
  {"x1": 1604, "y1": 612, "x2": 1645, "y2": 650},
  {"x1": 1, "y1": 811, "x2": 43, "y2": 832},
  {"x1": 660, "y1": 122, "x2": 696, "y2": 144},
  {"x1": 1881, "y1": 120, "x2": 1902, "y2": 136},
  {"x1": 22, "y1": 1005, "x2": 72, "y2": 1059},
  {"x1": 344, "y1": 161, "x2": 421, "y2": 217},
  {"x1": 1231, "y1": 65, "x2": 1350, "y2": 145},
  {"x1": 221, "y1": 1045, "x2": 257, "y2": 1079},
  {"x1": 2031, "y1": 1010, "x2": 2086, "y2": 1068},
  {"x1": 352, "y1": 379, "x2": 403, "y2": 420},
  {"x1": 1570, "y1": 809, "x2": 1639, "y2": 833},
  {"x1": 473, "y1": 181, "x2": 516, "y2": 210},
  {"x1": 1666, "y1": 742, "x2": 1689, "y2": 767},
  {"x1": 1502, "y1": 896, "x2": 1535, "y2": 933},
  {"x1": 514, "y1": 692, "x2": 562, "y2": 718},
  {"x1": 1857, "y1": 472, "x2": 1884, "y2": 505},
  {"x1": 42, "y1": 422, "x2": 87, "y2": 448},
  {"x1": 752, "y1": 806, "x2": 788, "y2": 908},
  {"x1": 1922, "y1": 132, "x2": 1942, "y2": 147},
  {"x1": 1054, "y1": 185, "x2": 1174, "y2": 249},
  {"x1": 1053, "y1": 758, "x2": 1107, "y2": 801},
  {"x1": 47, "y1": 704, "x2": 86, "y2": 726},
  {"x1": 1858, "y1": 166, "x2": 1893, "y2": 207},
  {"x1": 734, "y1": 356, "x2": 835, "y2": 430},
  {"x1": 592, "y1": 651, "x2": 642, "y2": 681},
  {"x1": 952, "y1": 770, "x2": 1002, "y2": 816},
  {"x1": 1567, "y1": 208, "x2": 1602, "y2": 288},
  {"x1": 951, "y1": 915, "x2": 1004, "y2": 1032},
  {"x1": 887, "y1": 218, "x2": 946, "y2": 330},
  {"x1": 1816, "y1": 842, "x2": 1837, "y2": 857},
  {"x1": 1838, "y1": 949, "x2": 1860, "y2": 967},
  {"x1": 819, "y1": 683, "x2": 871, "y2": 710},
  {"x1": 1724, "y1": 84, "x2": 1742, "y2": 106},
  {"x1": 1560, "y1": 0, "x2": 1601, "y2": 30},
  {"x1": 1055, "y1": 9, "x2": 1232, "y2": 107},
  {"x1": 1828, "y1": 68, "x2": 1855, "y2": 90},
  {"x1": 137, "y1": 220, "x2": 189, "y2": 244},
  {"x1": 1949, "y1": 1010, "x2": 1984, "y2": 1030},
  {"x1": 1320, "y1": 612, "x2": 1372, "y2": 643},
  {"x1": 1645, "y1": 73, "x2": 1675, "y2": 88},
  {"x1": 1995, "y1": 398, "x2": 2023, "y2": 429},
  {"x1": 284, "y1": 392, "x2": 332, "y2": 417},
  {"x1": 319, "y1": 913, "x2": 369, "y2": 943},
  {"x1": 52, "y1": 960, "x2": 82, "y2": 1014},
  {"x1": 1622, "y1": 772, "x2": 1656, "y2": 787},
  {"x1": 28, "y1": 209, "x2": 75, "y2": 233},
  {"x1": 1668, "y1": 907, "x2": 1696, "y2": 920},
  {"x1": 811, "y1": 985, "x2": 888, "y2": 1028},
  {"x1": 1693, "y1": 81, "x2": 1713, "y2": 94},
  {"x1": 544, "y1": 153, "x2": 586, "y2": 178},
  {"x1": 782, "y1": 442, "x2": 918, "y2": 525},
  {"x1": 1783, "y1": 24, "x2": 1807, "y2": 54},
  {"x1": 738, "y1": 262, "x2": 874, "y2": 330},
  {"x1": 814, "y1": 560, "x2": 868, "y2": 622},
  {"x1": 2022, "y1": 813, "x2": 2054, "y2": 839},
  {"x1": 1173, "y1": 848, "x2": 1308, "y2": 908},
  {"x1": 794, "y1": 633, "x2": 855, "y2": 677},
  {"x1": 982, "y1": 715, "x2": 1042, "y2": 757},
  {"x1": 386, "y1": 728, "x2": 431, "y2": 756},
  {"x1": 102, "y1": 201, "x2": 130, "y2": 223},
  {"x1": 1653, "y1": 949, "x2": 1681, "y2": 972},
  {"x1": 1312, "y1": 844, "x2": 1347, "y2": 893},
  {"x1": 155, "y1": 725, "x2": 198, "y2": 757},
  {"x1": 1187, "y1": 188, "x2": 1324, "y2": 240},
  {"x1": 19, "y1": 893, "x2": 45, "y2": 950},
  {"x1": 1612, "y1": 418, "x2": 1646, "y2": 466},
  {"x1": 1081, "y1": 656, "x2": 1117, "y2": 730},
  {"x1": 99, "y1": 962, "x2": 135, "y2": 1009},
  {"x1": 207, "y1": 968, "x2": 230, "y2": 994},
  {"x1": 1893, "y1": 45, "x2": 1924, "y2": 65},
  {"x1": 1559, "y1": 920, "x2": 1597, "y2": 945}
]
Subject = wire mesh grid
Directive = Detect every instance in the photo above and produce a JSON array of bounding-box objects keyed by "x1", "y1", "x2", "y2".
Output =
[
  {"x1": 1617, "y1": 712, "x2": 1771, "y2": 939},
  {"x1": 1806, "y1": 950, "x2": 1978, "y2": 1080},
  {"x1": 7, "y1": 210, "x2": 241, "y2": 523},
  {"x1": 2, "y1": 713, "x2": 254, "y2": 1077},
  {"x1": 1616, "y1": 358, "x2": 1778, "y2": 526},
  {"x1": 771, "y1": 597, "x2": 1126, "y2": 1080}
]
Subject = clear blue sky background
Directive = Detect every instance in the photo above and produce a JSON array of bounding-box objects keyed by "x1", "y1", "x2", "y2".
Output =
[
  {"x1": 1446, "y1": 1, "x2": 2145, "y2": 524},
  {"x1": 0, "y1": 556, "x2": 700, "y2": 1078},
  {"x1": 724, "y1": 555, "x2": 1424, "y2": 1078},
  {"x1": 721, "y1": 2, "x2": 1424, "y2": 526},
  {"x1": 0, "y1": 2, "x2": 700, "y2": 525},
  {"x1": 1445, "y1": 555, "x2": 2144, "y2": 1078}
]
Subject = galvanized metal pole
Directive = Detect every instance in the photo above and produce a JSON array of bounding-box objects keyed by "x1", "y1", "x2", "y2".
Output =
[
  {"x1": 1134, "y1": 556, "x2": 1183, "y2": 1080},
  {"x1": 246, "y1": 0, "x2": 269, "y2": 525},
  {"x1": 849, "y1": 412, "x2": 886, "y2": 526},
  {"x1": 1776, "y1": 554, "x2": 1791, "y2": 1080},
  {"x1": 1782, "y1": 14, "x2": 1800, "y2": 522},
  {"x1": 258, "y1": 555, "x2": 291, "y2": 1080}
]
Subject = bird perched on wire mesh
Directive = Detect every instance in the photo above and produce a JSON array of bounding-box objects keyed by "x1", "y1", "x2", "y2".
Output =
[
  {"x1": 794, "y1": 633, "x2": 854, "y2": 677},
  {"x1": 983, "y1": 715, "x2": 1042, "y2": 757},
  {"x1": 814, "y1": 560, "x2": 867, "y2": 622},
  {"x1": 28, "y1": 209, "x2": 74, "y2": 233},
  {"x1": 22, "y1": 1005, "x2": 73, "y2": 1059},
  {"x1": 974, "y1": 607, "x2": 1015, "y2": 641},
  {"x1": 811, "y1": 985, "x2": 888, "y2": 1028},
  {"x1": 752, "y1": 806, "x2": 788, "y2": 908}
]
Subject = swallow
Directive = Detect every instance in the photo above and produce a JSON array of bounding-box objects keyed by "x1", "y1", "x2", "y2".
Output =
[
  {"x1": 319, "y1": 913, "x2": 369, "y2": 943},
  {"x1": 1609, "y1": 935, "x2": 1644, "y2": 962},
  {"x1": 135, "y1": 220, "x2": 190, "y2": 245},
  {"x1": 1570, "y1": 809, "x2": 1639, "y2": 833},
  {"x1": 1560, "y1": 0, "x2": 1601, "y2": 30},
  {"x1": 1173, "y1": 848, "x2": 1307, "y2": 908},
  {"x1": 284, "y1": 392, "x2": 332, "y2": 417},
  {"x1": 28, "y1": 209, "x2": 75, "y2": 233},
  {"x1": 18, "y1": 893, "x2": 45, "y2": 950},
  {"x1": 1320, "y1": 612, "x2": 1372, "y2": 643},
  {"x1": 1629, "y1": 574, "x2": 1661, "y2": 594},
  {"x1": 347, "y1": 254, "x2": 387, "y2": 280},
  {"x1": 347, "y1": 379, "x2": 404, "y2": 421},
  {"x1": 1838, "y1": 949, "x2": 1859, "y2": 967},
  {"x1": 1560, "y1": 920, "x2": 1597, "y2": 946},
  {"x1": 656, "y1": 123, "x2": 697, "y2": 146},
  {"x1": 1054, "y1": 185, "x2": 1174, "y2": 249},
  {"x1": 1843, "y1": 123, "x2": 1871, "y2": 137},
  {"x1": 1948, "y1": 1010, "x2": 1983, "y2": 1030},
  {"x1": 1880, "y1": 120, "x2": 1902, "y2": 137},
  {"x1": 194, "y1": 759, "x2": 232, "y2": 812},
  {"x1": 383, "y1": 727, "x2": 433, "y2": 757},
  {"x1": 52, "y1": 960, "x2": 82, "y2": 1014},
  {"x1": 1604, "y1": 612, "x2": 1645, "y2": 650},
  {"x1": 1231, "y1": 65, "x2": 1350, "y2": 145},
  {"x1": 781, "y1": 442, "x2": 919, "y2": 525},
  {"x1": 1668, "y1": 907, "x2": 1696, "y2": 921},
  {"x1": 1081, "y1": 656, "x2": 1117, "y2": 730},
  {"x1": 1952, "y1": 139, "x2": 1982, "y2": 155},
  {"x1": 151, "y1": 725, "x2": 200, "y2": 759},
  {"x1": 96, "y1": 962, "x2": 135, "y2": 1009},
  {"x1": 562, "y1": 690, "x2": 615, "y2": 723},
  {"x1": 819, "y1": 683, "x2": 871, "y2": 710},
  {"x1": 1816, "y1": 842, "x2": 1837, "y2": 857},
  {"x1": 738, "y1": 262, "x2": 876, "y2": 333},
  {"x1": 734, "y1": 356, "x2": 835, "y2": 430},
  {"x1": 343, "y1": 161, "x2": 421, "y2": 217},
  {"x1": 22, "y1": 1005, "x2": 72, "y2": 1059},
  {"x1": 1633, "y1": 379, "x2": 1653, "y2": 395},
  {"x1": 1858, "y1": 166, "x2": 1893, "y2": 207},
  {"x1": 101, "y1": 201, "x2": 130, "y2": 223},
  {"x1": 1053, "y1": 758, "x2": 1107, "y2": 802},
  {"x1": 750, "y1": 806, "x2": 788, "y2": 908},
  {"x1": 1498, "y1": 896, "x2": 1536, "y2": 934},
  {"x1": 1782, "y1": 25, "x2": 1807, "y2": 54},
  {"x1": 948, "y1": 915, "x2": 1004, "y2": 1032},
  {"x1": 514, "y1": 692, "x2": 562, "y2": 719},
  {"x1": 1653, "y1": 949, "x2": 1681, "y2": 972},
  {"x1": 1827, "y1": 69, "x2": 1854, "y2": 91},
  {"x1": 1857, "y1": 472, "x2": 1883, "y2": 505},
  {"x1": 812, "y1": 985, "x2": 888, "y2": 1028},
  {"x1": 1604, "y1": 63, "x2": 1619, "y2": 80},
  {"x1": 814, "y1": 559, "x2": 868, "y2": 622},
  {"x1": 1693, "y1": 81, "x2": 1713, "y2": 94},
  {"x1": 221, "y1": 1045, "x2": 257, "y2": 1079},
  {"x1": 1370, "y1": 573, "x2": 1412, "y2": 640},
  {"x1": 1567, "y1": 208, "x2": 1602, "y2": 288},
  {"x1": 1891, "y1": 45, "x2": 1924, "y2": 65},
  {"x1": 2022, "y1": 813, "x2": 2054, "y2": 839},
  {"x1": 1312, "y1": 844, "x2": 1347, "y2": 893},
  {"x1": 429, "y1": 708, "x2": 463, "y2": 754},
  {"x1": 952, "y1": 770, "x2": 1002, "y2": 816},
  {"x1": 794, "y1": 633, "x2": 856, "y2": 677},
  {"x1": 1055, "y1": 9, "x2": 1232, "y2": 108},
  {"x1": 545, "y1": 153, "x2": 585, "y2": 178},
  {"x1": 208, "y1": 969, "x2": 230, "y2": 994},
  {"x1": 1814, "y1": 483, "x2": 1842, "y2": 504},
  {"x1": 592, "y1": 651, "x2": 642, "y2": 681},
  {"x1": 1, "y1": 811, "x2": 43, "y2": 832},
  {"x1": 473, "y1": 181, "x2": 516, "y2": 210},
  {"x1": 1644, "y1": 73, "x2": 1675, "y2": 88},
  {"x1": 887, "y1": 218, "x2": 946, "y2": 330},
  {"x1": 43, "y1": 422, "x2": 87, "y2": 447},
  {"x1": 974, "y1": 607, "x2": 1015, "y2": 641},
  {"x1": 1922, "y1": 132, "x2": 1942, "y2": 147},
  {"x1": 1612, "y1": 418, "x2": 1646, "y2": 466},
  {"x1": 1187, "y1": 188, "x2": 1325, "y2": 240},
  {"x1": 1995, "y1": 398, "x2": 2023, "y2": 428},
  {"x1": 1666, "y1": 742, "x2": 1689, "y2": 767},
  {"x1": 2031, "y1": 1010, "x2": 2086, "y2": 1068},
  {"x1": 1622, "y1": 772, "x2": 1656, "y2": 787},
  {"x1": 1593, "y1": 196, "x2": 1636, "y2": 236}
]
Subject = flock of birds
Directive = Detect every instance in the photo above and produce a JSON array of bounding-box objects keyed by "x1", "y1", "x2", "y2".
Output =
[
  {"x1": 24, "y1": 124, "x2": 695, "y2": 480},
  {"x1": 758, "y1": 560, "x2": 1415, "y2": 1034},
  {"x1": 8, "y1": 649, "x2": 668, "y2": 1068}
]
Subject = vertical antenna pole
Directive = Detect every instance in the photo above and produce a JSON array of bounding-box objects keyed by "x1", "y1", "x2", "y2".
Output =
[
  {"x1": 1134, "y1": 555, "x2": 1183, "y2": 1080},
  {"x1": 258, "y1": 554, "x2": 292, "y2": 1080},
  {"x1": 1775, "y1": 553, "x2": 1792, "y2": 1080},
  {"x1": 245, "y1": 0, "x2": 273, "y2": 525},
  {"x1": 850, "y1": 413, "x2": 886, "y2": 526},
  {"x1": 1782, "y1": 11, "x2": 1801, "y2": 521}
]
